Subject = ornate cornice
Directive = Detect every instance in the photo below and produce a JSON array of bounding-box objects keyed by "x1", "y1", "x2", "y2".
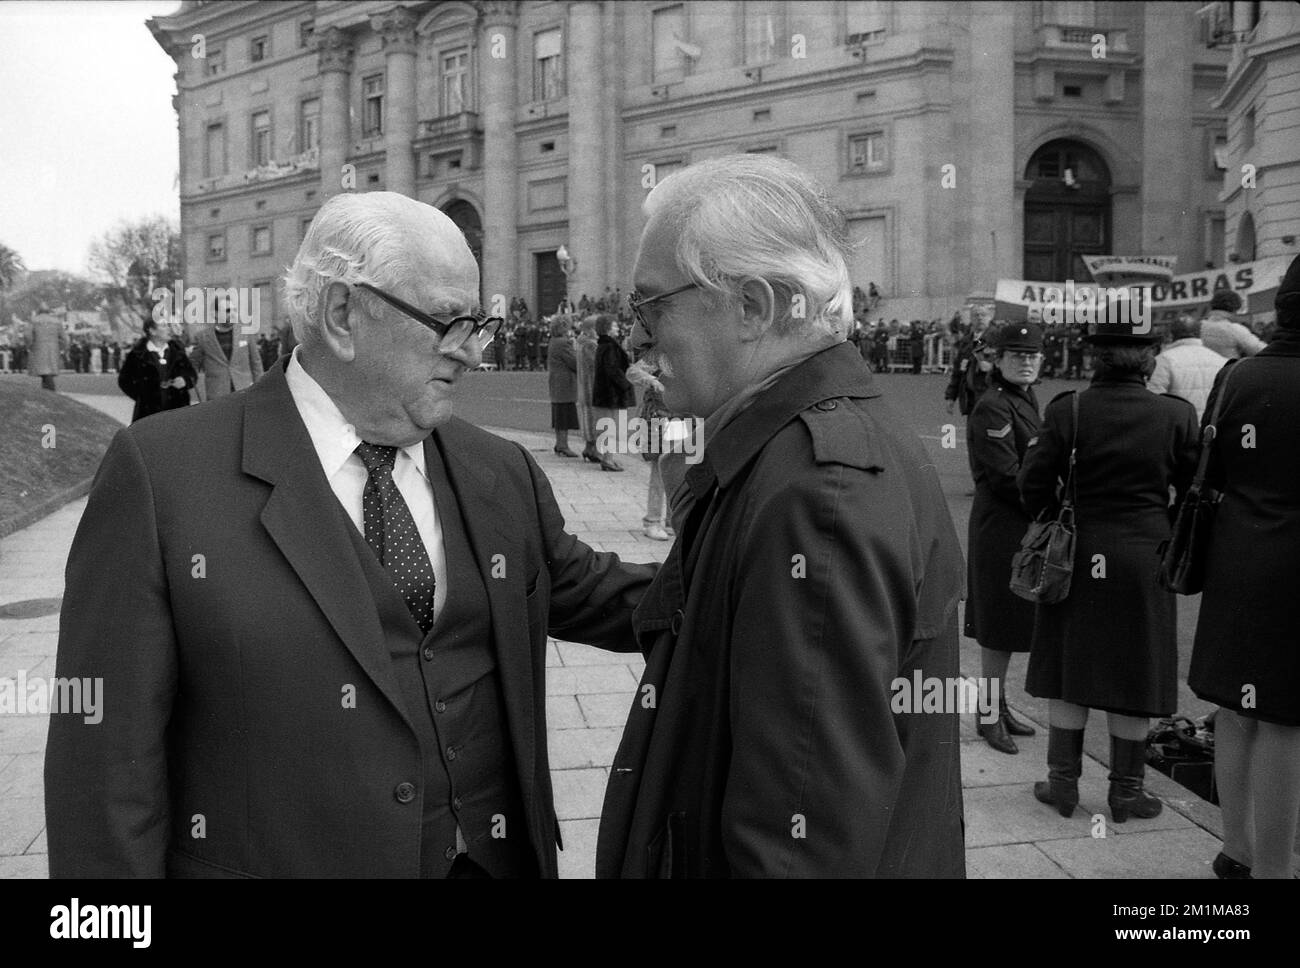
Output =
[
  {"x1": 316, "y1": 26, "x2": 355, "y2": 74},
  {"x1": 371, "y1": 6, "x2": 418, "y2": 55},
  {"x1": 476, "y1": 0, "x2": 518, "y2": 30}
]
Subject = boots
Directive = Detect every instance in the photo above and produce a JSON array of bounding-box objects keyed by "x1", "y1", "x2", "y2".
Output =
[
  {"x1": 976, "y1": 712, "x2": 1018, "y2": 755},
  {"x1": 1034, "y1": 726, "x2": 1084, "y2": 817},
  {"x1": 1107, "y1": 735, "x2": 1162, "y2": 823},
  {"x1": 1001, "y1": 694, "x2": 1036, "y2": 736}
]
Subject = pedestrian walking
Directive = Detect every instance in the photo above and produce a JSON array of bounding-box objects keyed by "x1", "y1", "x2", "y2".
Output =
[
  {"x1": 1018, "y1": 319, "x2": 1199, "y2": 823},
  {"x1": 29, "y1": 303, "x2": 65, "y2": 391},
  {"x1": 591, "y1": 315, "x2": 634, "y2": 472},
  {"x1": 547, "y1": 317, "x2": 580, "y2": 457},
  {"x1": 117, "y1": 317, "x2": 197, "y2": 423},
  {"x1": 965, "y1": 323, "x2": 1044, "y2": 754},
  {"x1": 1188, "y1": 253, "x2": 1300, "y2": 879}
]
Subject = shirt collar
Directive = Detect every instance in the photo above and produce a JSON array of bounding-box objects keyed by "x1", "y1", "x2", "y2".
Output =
[{"x1": 284, "y1": 346, "x2": 428, "y2": 482}]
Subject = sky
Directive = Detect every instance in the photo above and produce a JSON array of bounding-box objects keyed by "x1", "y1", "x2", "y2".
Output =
[{"x1": 0, "y1": 0, "x2": 183, "y2": 277}]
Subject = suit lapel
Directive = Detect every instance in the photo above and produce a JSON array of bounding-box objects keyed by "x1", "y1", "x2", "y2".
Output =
[
  {"x1": 431, "y1": 423, "x2": 537, "y2": 803},
  {"x1": 242, "y1": 362, "x2": 409, "y2": 722}
]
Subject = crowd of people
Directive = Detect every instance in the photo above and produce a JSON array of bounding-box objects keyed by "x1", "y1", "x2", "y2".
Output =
[
  {"x1": 27, "y1": 152, "x2": 1299, "y2": 879},
  {"x1": 961, "y1": 276, "x2": 1297, "y2": 879}
]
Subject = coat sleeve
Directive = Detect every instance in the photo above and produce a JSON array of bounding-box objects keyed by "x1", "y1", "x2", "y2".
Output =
[
  {"x1": 1018, "y1": 395, "x2": 1070, "y2": 519},
  {"x1": 515, "y1": 443, "x2": 656, "y2": 650},
  {"x1": 116, "y1": 352, "x2": 141, "y2": 401},
  {"x1": 44, "y1": 429, "x2": 179, "y2": 876},
  {"x1": 968, "y1": 395, "x2": 1023, "y2": 505},
  {"x1": 722, "y1": 461, "x2": 919, "y2": 876},
  {"x1": 1170, "y1": 398, "x2": 1200, "y2": 505},
  {"x1": 173, "y1": 342, "x2": 198, "y2": 389}
]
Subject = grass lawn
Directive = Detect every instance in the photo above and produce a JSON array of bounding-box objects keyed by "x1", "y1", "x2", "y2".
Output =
[{"x1": 0, "y1": 380, "x2": 122, "y2": 526}]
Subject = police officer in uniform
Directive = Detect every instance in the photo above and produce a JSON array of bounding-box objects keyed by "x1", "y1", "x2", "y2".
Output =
[{"x1": 966, "y1": 322, "x2": 1044, "y2": 754}]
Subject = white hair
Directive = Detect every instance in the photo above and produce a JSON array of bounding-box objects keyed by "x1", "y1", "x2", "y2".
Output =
[
  {"x1": 642, "y1": 154, "x2": 854, "y2": 335},
  {"x1": 283, "y1": 191, "x2": 470, "y2": 345}
]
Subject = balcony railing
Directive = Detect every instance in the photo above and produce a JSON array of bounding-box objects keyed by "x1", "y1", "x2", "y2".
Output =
[
  {"x1": 420, "y1": 111, "x2": 481, "y2": 138},
  {"x1": 1037, "y1": 24, "x2": 1128, "y2": 53}
]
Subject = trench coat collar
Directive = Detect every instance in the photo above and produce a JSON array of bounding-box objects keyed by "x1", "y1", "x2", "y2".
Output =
[
  {"x1": 1089, "y1": 371, "x2": 1148, "y2": 388},
  {"x1": 1260, "y1": 328, "x2": 1300, "y2": 357},
  {"x1": 686, "y1": 341, "x2": 881, "y2": 494}
]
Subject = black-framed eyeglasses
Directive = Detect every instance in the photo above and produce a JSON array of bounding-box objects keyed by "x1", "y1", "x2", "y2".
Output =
[
  {"x1": 628, "y1": 282, "x2": 702, "y2": 336},
  {"x1": 355, "y1": 282, "x2": 502, "y2": 353}
]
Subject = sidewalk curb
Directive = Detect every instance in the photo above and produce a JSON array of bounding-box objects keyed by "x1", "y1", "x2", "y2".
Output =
[{"x1": 0, "y1": 478, "x2": 93, "y2": 541}]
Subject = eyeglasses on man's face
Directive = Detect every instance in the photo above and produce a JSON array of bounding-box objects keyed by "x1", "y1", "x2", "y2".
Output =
[
  {"x1": 628, "y1": 282, "x2": 702, "y2": 337},
  {"x1": 355, "y1": 282, "x2": 502, "y2": 354}
]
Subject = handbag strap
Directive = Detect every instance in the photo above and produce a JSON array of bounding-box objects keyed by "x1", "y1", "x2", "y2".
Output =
[
  {"x1": 1060, "y1": 391, "x2": 1080, "y2": 511},
  {"x1": 1189, "y1": 361, "x2": 1236, "y2": 489}
]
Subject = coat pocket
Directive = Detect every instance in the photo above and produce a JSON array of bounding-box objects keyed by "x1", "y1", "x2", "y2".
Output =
[{"x1": 645, "y1": 811, "x2": 688, "y2": 879}]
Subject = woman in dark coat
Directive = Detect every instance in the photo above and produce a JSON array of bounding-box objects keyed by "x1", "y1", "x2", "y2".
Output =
[
  {"x1": 117, "y1": 317, "x2": 197, "y2": 424},
  {"x1": 1188, "y1": 254, "x2": 1300, "y2": 879},
  {"x1": 591, "y1": 315, "x2": 635, "y2": 472},
  {"x1": 964, "y1": 323, "x2": 1044, "y2": 755},
  {"x1": 1018, "y1": 320, "x2": 1199, "y2": 823},
  {"x1": 547, "y1": 316, "x2": 580, "y2": 457}
]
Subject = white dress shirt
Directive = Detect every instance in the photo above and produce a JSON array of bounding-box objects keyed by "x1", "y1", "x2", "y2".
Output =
[{"x1": 284, "y1": 347, "x2": 447, "y2": 620}]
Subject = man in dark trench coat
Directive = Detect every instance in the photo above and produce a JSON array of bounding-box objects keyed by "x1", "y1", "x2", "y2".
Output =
[{"x1": 597, "y1": 154, "x2": 967, "y2": 878}]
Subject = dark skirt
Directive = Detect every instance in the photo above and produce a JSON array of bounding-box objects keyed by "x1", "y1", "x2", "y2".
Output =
[
  {"x1": 551, "y1": 402, "x2": 580, "y2": 431},
  {"x1": 964, "y1": 486, "x2": 1035, "y2": 652},
  {"x1": 1026, "y1": 511, "x2": 1178, "y2": 717}
]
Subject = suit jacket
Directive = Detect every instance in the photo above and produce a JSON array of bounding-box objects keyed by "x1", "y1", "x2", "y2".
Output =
[
  {"x1": 45, "y1": 359, "x2": 656, "y2": 877},
  {"x1": 596, "y1": 342, "x2": 967, "y2": 877},
  {"x1": 191, "y1": 326, "x2": 264, "y2": 400}
]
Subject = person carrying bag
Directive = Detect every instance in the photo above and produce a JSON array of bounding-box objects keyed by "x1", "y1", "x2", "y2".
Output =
[{"x1": 1009, "y1": 391, "x2": 1077, "y2": 605}]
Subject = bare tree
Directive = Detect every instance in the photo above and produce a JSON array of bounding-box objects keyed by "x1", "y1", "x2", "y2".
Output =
[{"x1": 87, "y1": 216, "x2": 182, "y2": 322}]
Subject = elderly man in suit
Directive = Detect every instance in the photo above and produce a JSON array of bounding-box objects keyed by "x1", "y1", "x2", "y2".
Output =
[
  {"x1": 191, "y1": 301, "x2": 264, "y2": 400},
  {"x1": 45, "y1": 191, "x2": 656, "y2": 878},
  {"x1": 596, "y1": 154, "x2": 966, "y2": 878},
  {"x1": 29, "y1": 303, "x2": 66, "y2": 391}
]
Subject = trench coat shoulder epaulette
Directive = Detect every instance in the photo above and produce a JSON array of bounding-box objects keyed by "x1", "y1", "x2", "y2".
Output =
[{"x1": 796, "y1": 395, "x2": 886, "y2": 471}]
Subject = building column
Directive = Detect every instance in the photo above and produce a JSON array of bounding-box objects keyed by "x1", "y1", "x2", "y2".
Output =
[
  {"x1": 479, "y1": 1, "x2": 519, "y2": 304},
  {"x1": 372, "y1": 6, "x2": 419, "y2": 198},
  {"x1": 1141, "y1": 3, "x2": 1194, "y2": 266},
  {"x1": 317, "y1": 27, "x2": 354, "y2": 200},
  {"x1": 566, "y1": 0, "x2": 606, "y2": 301},
  {"x1": 968, "y1": 3, "x2": 1016, "y2": 287}
]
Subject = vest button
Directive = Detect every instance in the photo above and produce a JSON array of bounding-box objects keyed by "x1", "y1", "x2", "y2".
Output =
[
  {"x1": 444, "y1": 846, "x2": 458, "y2": 861},
  {"x1": 434, "y1": 699, "x2": 447, "y2": 713},
  {"x1": 446, "y1": 746, "x2": 457, "y2": 761},
  {"x1": 394, "y1": 782, "x2": 416, "y2": 804},
  {"x1": 422, "y1": 646, "x2": 435, "y2": 662}
]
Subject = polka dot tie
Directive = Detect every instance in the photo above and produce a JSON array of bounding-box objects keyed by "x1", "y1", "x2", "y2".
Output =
[{"x1": 355, "y1": 442, "x2": 436, "y2": 635}]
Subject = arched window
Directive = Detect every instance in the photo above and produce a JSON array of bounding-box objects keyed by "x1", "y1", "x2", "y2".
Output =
[
  {"x1": 441, "y1": 199, "x2": 483, "y2": 299},
  {"x1": 1023, "y1": 139, "x2": 1112, "y2": 281}
]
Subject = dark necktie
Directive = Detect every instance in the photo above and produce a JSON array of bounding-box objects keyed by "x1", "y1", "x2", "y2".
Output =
[{"x1": 355, "y1": 442, "x2": 436, "y2": 634}]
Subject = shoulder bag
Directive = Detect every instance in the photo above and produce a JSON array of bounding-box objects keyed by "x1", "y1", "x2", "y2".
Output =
[
  {"x1": 1009, "y1": 391, "x2": 1078, "y2": 605},
  {"x1": 1157, "y1": 364, "x2": 1235, "y2": 594}
]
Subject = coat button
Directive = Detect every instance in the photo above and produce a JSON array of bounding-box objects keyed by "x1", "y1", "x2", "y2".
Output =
[
  {"x1": 394, "y1": 782, "x2": 416, "y2": 804},
  {"x1": 453, "y1": 796, "x2": 463, "y2": 811},
  {"x1": 422, "y1": 646, "x2": 435, "y2": 662},
  {"x1": 444, "y1": 845, "x2": 458, "y2": 861},
  {"x1": 446, "y1": 746, "x2": 457, "y2": 761},
  {"x1": 814, "y1": 399, "x2": 837, "y2": 411},
  {"x1": 670, "y1": 608, "x2": 684, "y2": 635},
  {"x1": 434, "y1": 699, "x2": 446, "y2": 713}
]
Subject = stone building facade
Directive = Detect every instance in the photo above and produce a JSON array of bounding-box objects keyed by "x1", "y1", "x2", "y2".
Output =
[
  {"x1": 149, "y1": 0, "x2": 1237, "y2": 328},
  {"x1": 1210, "y1": 1, "x2": 1300, "y2": 269}
]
